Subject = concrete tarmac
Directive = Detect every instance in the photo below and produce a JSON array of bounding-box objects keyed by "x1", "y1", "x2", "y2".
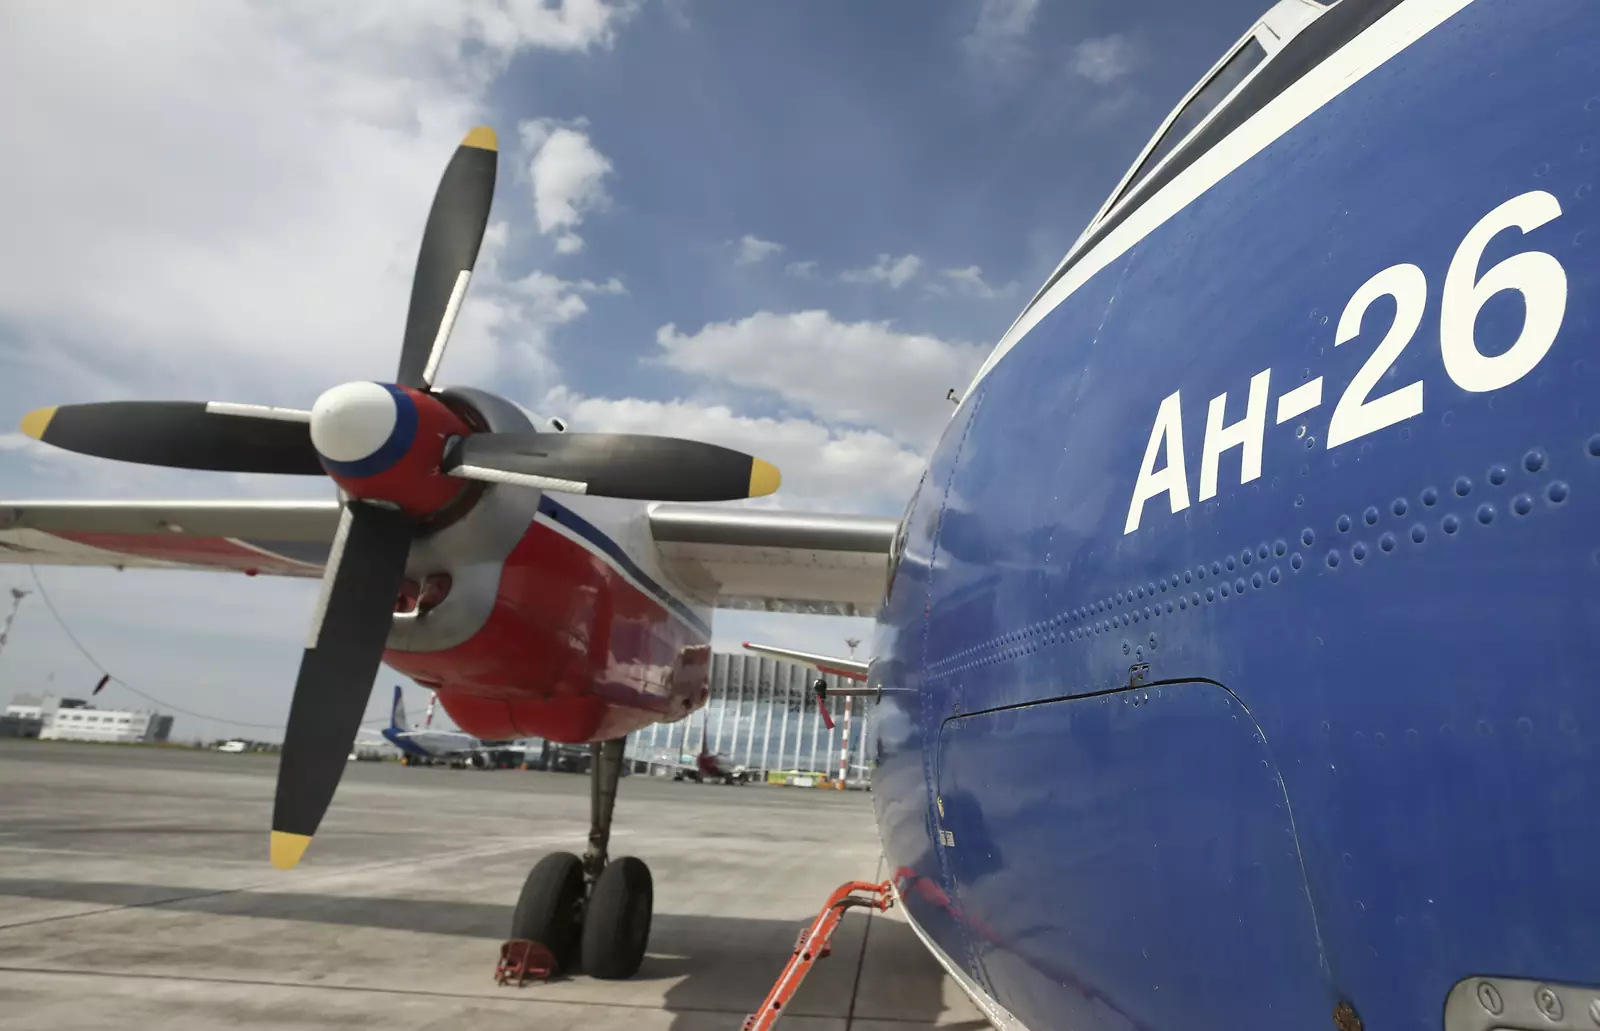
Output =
[{"x1": 0, "y1": 740, "x2": 985, "y2": 1031}]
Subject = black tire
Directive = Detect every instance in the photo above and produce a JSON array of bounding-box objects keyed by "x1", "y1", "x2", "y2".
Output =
[
  {"x1": 580, "y1": 856, "x2": 653, "y2": 979},
  {"x1": 510, "y1": 852, "x2": 586, "y2": 974}
]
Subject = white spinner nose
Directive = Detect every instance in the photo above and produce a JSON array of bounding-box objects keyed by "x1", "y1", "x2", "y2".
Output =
[{"x1": 310, "y1": 382, "x2": 398, "y2": 464}]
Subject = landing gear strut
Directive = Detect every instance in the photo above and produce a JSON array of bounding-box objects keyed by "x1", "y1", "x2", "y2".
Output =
[{"x1": 505, "y1": 738, "x2": 653, "y2": 980}]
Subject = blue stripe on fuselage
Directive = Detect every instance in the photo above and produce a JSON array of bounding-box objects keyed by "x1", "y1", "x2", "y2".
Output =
[
  {"x1": 381, "y1": 727, "x2": 432, "y2": 758},
  {"x1": 536, "y1": 494, "x2": 711, "y2": 638}
]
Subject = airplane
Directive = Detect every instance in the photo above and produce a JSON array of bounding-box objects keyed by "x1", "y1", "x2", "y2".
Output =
[
  {"x1": 662, "y1": 722, "x2": 751, "y2": 785},
  {"x1": 0, "y1": 126, "x2": 896, "y2": 980},
  {"x1": 5, "y1": 0, "x2": 1600, "y2": 1023},
  {"x1": 377, "y1": 684, "x2": 505, "y2": 766}
]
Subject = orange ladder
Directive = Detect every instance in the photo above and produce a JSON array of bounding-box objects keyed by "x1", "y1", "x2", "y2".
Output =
[{"x1": 742, "y1": 880, "x2": 895, "y2": 1031}]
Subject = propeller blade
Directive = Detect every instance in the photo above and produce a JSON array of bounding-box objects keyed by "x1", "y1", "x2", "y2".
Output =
[
  {"x1": 442, "y1": 432, "x2": 782, "y2": 502},
  {"x1": 395, "y1": 126, "x2": 498, "y2": 390},
  {"x1": 270, "y1": 502, "x2": 413, "y2": 870},
  {"x1": 19, "y1": 402, "x2": 321, "y2": 474}
]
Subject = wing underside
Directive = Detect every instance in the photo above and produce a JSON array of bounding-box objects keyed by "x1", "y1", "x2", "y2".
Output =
[
  {"x1": 0, "y1": 500, "x2": 340, "y2": 577},
  {"x1": 1, "y1": 498, "x2": 900, "y2": 617},
  {"x1": 646, "y1": 503, "x2": 897, "y2": 617}
]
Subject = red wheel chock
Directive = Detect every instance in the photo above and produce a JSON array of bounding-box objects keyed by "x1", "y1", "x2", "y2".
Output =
[
  {"x1": 495, "y1": 939, "x2": 556, "y2": 986},
  {"x1": 742, "y1": 880, "x2": 894, "y2": 1030}
]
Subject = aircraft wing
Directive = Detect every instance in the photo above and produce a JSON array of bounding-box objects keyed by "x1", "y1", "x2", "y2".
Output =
[
  {"x1": 0, "y1": 499, "x2": 338, "y2": 577},
  {"x1": 647, "y1": 503, "x2": 897, "y2": 617},
  {"x1": 0, "y1": 498, "x2": 902, "y2": 613},
  {"x1": 742, "y1": 641, "x2": 871, "y2": 680}
]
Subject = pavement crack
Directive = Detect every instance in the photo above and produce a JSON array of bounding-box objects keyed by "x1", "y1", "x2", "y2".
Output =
[
  {"x1": 0, "y1": 886, "x2": 246, "y2": 933},
  {"x1": 843, "y1": 853, "x2": 887, "y2": 1030}
]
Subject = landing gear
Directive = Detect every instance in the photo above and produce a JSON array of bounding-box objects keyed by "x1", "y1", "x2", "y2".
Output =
[
  {"x1": 505, "y1": 737, "x2": 653, "y2": 980},
  {"x1": 509, "y1": 852, "x2": 585, "y2": 971},
  {"x1": 581, "y1": 855, "x2": 653, "y2": 978}
]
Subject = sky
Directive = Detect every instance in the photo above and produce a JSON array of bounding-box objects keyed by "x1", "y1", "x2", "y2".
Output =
[{"x1": 0, "y1": 0, "x2": 1276, "y2": 740}]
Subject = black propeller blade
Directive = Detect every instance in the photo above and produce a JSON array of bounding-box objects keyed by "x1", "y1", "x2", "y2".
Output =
[
  {"x1": 19, "y1": 402, "x2": 320, "y2": 475},
  {"x1": 394, "y1": 126, "x2": 498, "y2": 390},
  {"x1": 270, "y1": 502, "x2": 413, "y2": 870},
  {"x1": 442, "y1": 432, "x2": 782, "y2": 502},
  {"x1": 269, "y1": 125, "x2": 499, "y2": 870}
]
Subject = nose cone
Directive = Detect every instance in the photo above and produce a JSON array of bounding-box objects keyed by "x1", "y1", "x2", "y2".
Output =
[{"x1": 310, "y1": 382, "x2": 416, "y2": 477}]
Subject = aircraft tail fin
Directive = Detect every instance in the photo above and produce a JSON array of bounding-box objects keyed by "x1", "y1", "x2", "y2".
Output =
[{"x1": 390, "y1": 686, "x2": 407, "y2": 731}]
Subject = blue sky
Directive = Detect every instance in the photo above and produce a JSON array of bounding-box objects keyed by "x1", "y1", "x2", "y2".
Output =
[{"x1": 0, "y1": 0, "x2": 1275, "y2": 739}]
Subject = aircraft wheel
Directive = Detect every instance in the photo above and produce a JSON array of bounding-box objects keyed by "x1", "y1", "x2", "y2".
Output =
[
  {"x1": 580, "y1": 856, "x2": 652, "y2": 979},
  {"x1": 510, "y1": 852, "x2": 585, "y2": 974}
]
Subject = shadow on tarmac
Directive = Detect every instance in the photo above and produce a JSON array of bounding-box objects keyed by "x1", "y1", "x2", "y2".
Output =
[{"x1": 0, "y1": 878, "x2": 987, "y2": 1030}]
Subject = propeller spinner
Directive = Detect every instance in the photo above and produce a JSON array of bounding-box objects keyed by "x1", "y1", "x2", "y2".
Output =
[{"x1": 17, "y1": 126, "x2": 782, "y2": 870}]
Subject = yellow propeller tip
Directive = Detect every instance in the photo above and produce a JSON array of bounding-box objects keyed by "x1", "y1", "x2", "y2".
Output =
[
  {"x1": 749, "y1": 459, "x2": 782, "y2": 497},
  {"x1": 270, "y1": 831, "x2": 312, "y2": 870},
  {"x1": 18, "y1": 407, "x2": 55, "y2": 441},
  {"x1": 461, "y1": 126, "x2": 498, "y2": 152}
]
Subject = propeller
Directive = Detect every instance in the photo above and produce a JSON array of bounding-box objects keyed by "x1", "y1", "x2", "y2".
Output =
[
  {"x1": 15, "y1": 125, "x2": 785, "y2": 871},
  {"x1": 263, "y1": 124, "x2": 500, "y2": 869},
  {"x1": 395, "y1": 126, "x2": 498, "y2": 390},
  {"x1": 20, "y1": 402, "x2": 319, "y2": 474},
  {"x1": 445, "y1": 432, "x2": 780, "y2": 501},
  {"x1": 271, "y1": 503, "x2": 413, "y2": 869}
]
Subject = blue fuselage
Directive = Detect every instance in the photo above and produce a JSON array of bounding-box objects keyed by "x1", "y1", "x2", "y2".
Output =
[{"x1": 870, "y1": 1, "x2": 1600, "y2": 1027}]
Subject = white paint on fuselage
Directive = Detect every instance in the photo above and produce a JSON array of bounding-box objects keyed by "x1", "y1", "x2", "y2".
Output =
[
  {"x1": 964, "y1": 0, "x2": 1481, "y2": 398},
  {"x1": 538, "y1": 491, "x2": 715, "y2": 639}
]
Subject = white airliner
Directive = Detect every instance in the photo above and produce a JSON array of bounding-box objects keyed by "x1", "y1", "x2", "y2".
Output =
[{"x1": 378, "y1": 686, "x2": 496, "y2": 764}]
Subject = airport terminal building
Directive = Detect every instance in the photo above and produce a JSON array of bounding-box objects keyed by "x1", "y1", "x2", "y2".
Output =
[
  {"x1": 43, "y1": 706, "x2": 175, "y2": 744},
  {"x1": 624, "y1": 651, "x2": 872, "y2": 784},
  {"x1": 2, "y1": 694, "x2": 174, "y2": 744}
]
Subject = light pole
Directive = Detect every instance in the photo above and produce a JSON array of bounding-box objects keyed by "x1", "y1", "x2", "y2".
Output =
[{"x1": 838, "y1": 638, "x2": 861, "y2": 788}]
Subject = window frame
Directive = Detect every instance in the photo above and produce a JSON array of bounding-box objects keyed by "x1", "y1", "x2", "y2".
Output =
[
  {"x1": 1005, "y1": 0, "x2": 1334, "y2": 338},
  {"x1": 1095, "y1": 36, "x2": 1270, "y2": 222},
  {"x1": 1082, "y1": 4, "x2": 1326, "y2": 238}
]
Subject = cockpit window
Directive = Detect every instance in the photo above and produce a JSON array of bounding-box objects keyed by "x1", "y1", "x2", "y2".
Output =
[
  {"x1": 1007, "y1": 0, "x2": 1407, "y2": 335},
  {"x1": 1109, "y1": 39, "x2": 1267, "y2": 211},
  {"x1": 883, "y1": 474, "x2": 923, "y2": 604}
]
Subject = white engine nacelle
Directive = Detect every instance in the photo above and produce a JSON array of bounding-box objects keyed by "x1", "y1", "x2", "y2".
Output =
[{"x1": 510, "y1": 402, "x2": 567, "y2": 434}]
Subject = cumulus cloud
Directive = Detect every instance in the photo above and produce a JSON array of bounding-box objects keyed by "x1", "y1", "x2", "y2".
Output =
[
  {"x1": 733, "y1": 235, "x2": 784, "y2": 266},
  {"x1": 840, "y1": 253, "x2": 923, "y2": 290},
  {"x1": 519, "y1": 118, "x2": 615, "y2": 256},
  {"x1": 653, "y1": 310, "x2": 985, "y2": 448},
  {"x1": 0, "y1": 2, "x2": 637, "y2": 415},
  {"x1": 506, "y1": 271, "x2": 626, "y2": 330},
  {"x1": 437, "y1": 269, "x2": 624, "y2": 384},
  {"x1": 0, "y1": 2, "x2": 644, "y2": 741},
  {"x1": 541, "y1": 388, "x2": 925, "y2": 512},
  {"x1": 784, "y1": 260, "x2": 818, "y2": 279},
  {"x1": 1069, "y1": 34, "x2": 1140, "y2": 85},
  {"x1": 964, "y1": 0, "x2": 1040, "y2": 75},
  {"x1": 939, "y1": 265, "x2": 1018, "y2": 300}
]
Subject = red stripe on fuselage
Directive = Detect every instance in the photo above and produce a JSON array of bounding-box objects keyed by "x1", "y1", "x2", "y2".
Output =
[{"x1": 388, "y1": 515, "x2": 710, "y2": 745}]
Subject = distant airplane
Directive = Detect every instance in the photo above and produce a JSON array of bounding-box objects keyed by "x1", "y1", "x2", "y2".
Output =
[
  {"x1": 378, "y1": 685, "x2": 495, "y2": 765},
  {"x1": 8, "y1": 0, "x2": 1599, "y2": 1025},
  {"x1": 661, "y1": 723, "x2": 750, "y2": 785}
]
